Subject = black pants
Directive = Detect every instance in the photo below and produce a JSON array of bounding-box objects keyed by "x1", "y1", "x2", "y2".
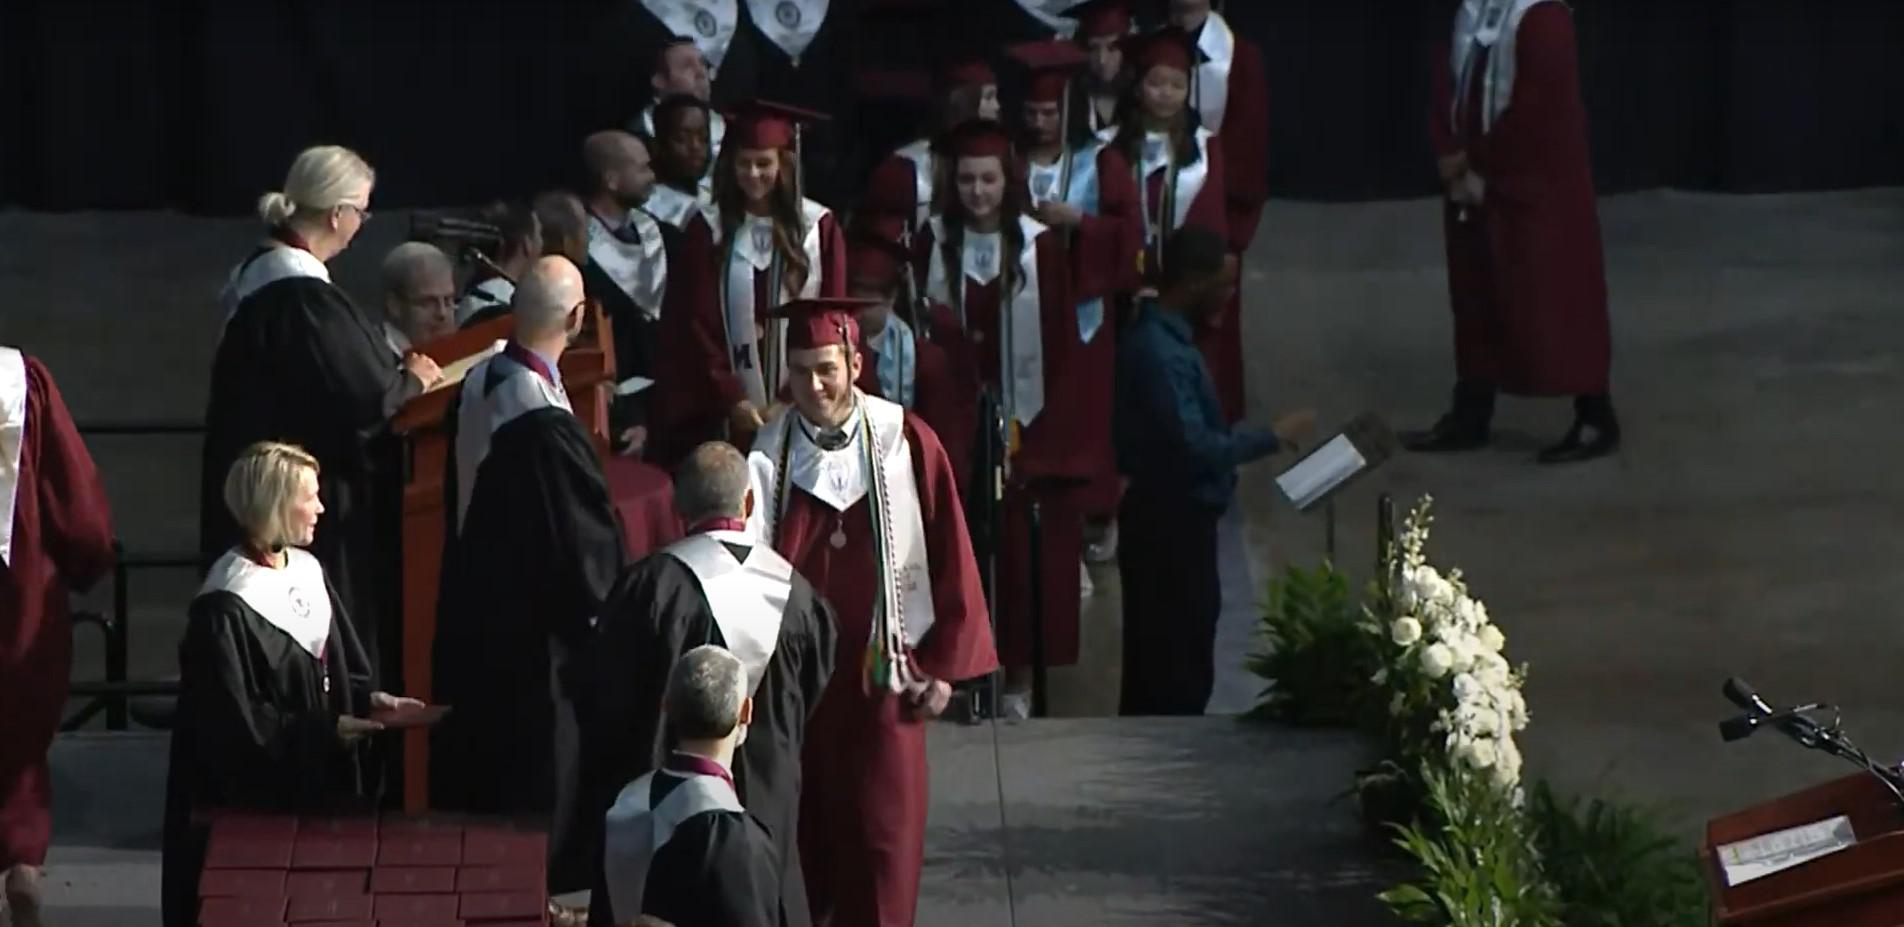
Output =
[{"x1": 1117, "y1": 488, "x2": 1222, "y2": 716}]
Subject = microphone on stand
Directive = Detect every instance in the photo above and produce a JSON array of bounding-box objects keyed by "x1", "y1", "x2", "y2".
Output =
[
  {"x1": 1722, "y1": 676, "x2": 1776, "y2": 716},
  {"x1": 1719, "y1": 703, "x2": 1822, "y2": 743}
]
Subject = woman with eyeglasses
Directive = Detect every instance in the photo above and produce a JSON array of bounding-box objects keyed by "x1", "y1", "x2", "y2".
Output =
[{"x1": 199, "y1": 145, "x2": 445, "y2": 691}]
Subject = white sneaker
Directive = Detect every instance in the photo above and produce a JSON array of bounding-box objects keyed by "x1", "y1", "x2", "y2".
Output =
[
  {"x1": 1079, "y1": 559, "x2": 1096, "y2": 598},
  {"x1": 1000, "y1": 692, "x2": 1031, "y2": 721},
  {"x1": 1084, "y1": 522, "x2": 1119, "y2": 563}
]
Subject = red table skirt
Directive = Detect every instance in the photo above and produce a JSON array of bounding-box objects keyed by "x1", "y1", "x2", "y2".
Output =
[{"x1": 603, "y1": 455, "x2": 681, "y2": 559}]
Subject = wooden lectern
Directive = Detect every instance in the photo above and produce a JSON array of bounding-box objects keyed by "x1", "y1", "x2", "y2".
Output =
[
  {"x1": 390, "y1": 304, "x2": 618, "y2": 811},
  {"x1": 1704, "y1": 773, "x2": 1904, "y2": 925}
]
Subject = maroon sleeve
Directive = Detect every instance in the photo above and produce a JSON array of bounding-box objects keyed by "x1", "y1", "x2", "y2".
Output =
[
  {"x1": 1072, "y1": 147, "x2": 1143, "y2": 302},
  {"x1": 1220, "y1": 38, "x2": 1271, "y2": 249},
  {"x1": 1184, "y1": 139, "x2": 1234, "y2": 249},
  {"x1": 25, "y1": 357, "x2": 115, "y2": 589},
  {"x1": 1484, "y1": 3, "x2": 1589, "y2": 207},
  {"x1": 656, "y1": 215, "x2": 746, "y2": 427},
  {"x1": 902, "y1": 412, "x2": 998, "y2": 684},
  {"x1": 817, "y1": 210, "x2": 849, "y2": 299}
]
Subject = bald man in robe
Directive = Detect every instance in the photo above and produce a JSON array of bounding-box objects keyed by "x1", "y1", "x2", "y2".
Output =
[
  {"x1": 581, "y1": 130, "x2": 667, "y2": 451},
  {"x1": 430, "y1": 256, "x2": 631, "y2": 896}
]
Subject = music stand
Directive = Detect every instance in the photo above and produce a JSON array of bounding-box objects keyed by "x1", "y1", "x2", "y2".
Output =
[{"x1": 1274, "y1": 412, "x2": 1400, "y2": 561}]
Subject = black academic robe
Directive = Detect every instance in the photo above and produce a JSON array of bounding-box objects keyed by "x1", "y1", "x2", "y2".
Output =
[
  {"x1": 160, "y1": 575, "x2": 375, "y2": 927},
  {"x1": 582, "y1": 255, "x2": 660, "y2": 443},
  {"x1": 199, "y1": 271, "x2": 419, "y2": 686},
  {"x1": 585, "y1": 538, "x2": 838, "y2": 927},
  {"x1": 644, "y1": 801, "x2": 780, "y2": 927},
  {"x1": 430, "y1": 400, "x2": 629, "y2": 895}
]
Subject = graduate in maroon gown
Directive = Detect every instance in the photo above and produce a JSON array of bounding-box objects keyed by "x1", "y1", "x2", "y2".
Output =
[
  {"x1": 0, "y1": 348, "x2": 115, "y2": 925},
  {"x1": 1010, "y1": 38, "x2": 1143, "y2": 534},
  {"x1": 1066, "y1": 0, "x2": 1136, "y2": 136},
  {"x1": 1167, "y1": 0, "x2": 1270, "y2": 250},
  {"x1": 1109, "y1": 29, "x2": 1235, "y2": 411},
  {"x1": 864, "y1": 59, "x2": 1002, "y2": 241},
  {"x1": 1407, "y1": 0, "x2": 1618, "y2": 464},
  {"x1": 912, "y1": 120, "x2": 1084, "y2": 717},
  {"x1": 742, "y1": 298, "x2": 996, "y2": 927},
  {"x1": 846, "y1": 222, "x2": 967, "y2": 456},
  {"x1": 652, "y1": 100, "x2": 849, "y2": 464}
]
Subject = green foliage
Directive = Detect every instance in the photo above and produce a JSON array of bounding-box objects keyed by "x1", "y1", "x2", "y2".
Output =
[
  {"x1": 1246, "y1": 563, "x2": 1382, "y2": 727},
  {"x1": 1379, "y1": 763, "x2": 1561, "y2": 927},
  {"x1": 1524, "y1": 783, "x2": 1709, "y2": 927}
]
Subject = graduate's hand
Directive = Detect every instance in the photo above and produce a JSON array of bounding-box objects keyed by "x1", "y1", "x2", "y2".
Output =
[
  {"x1": 369, "y1": 692, "x2": 424, "y2": 712},
  {"x1": 1034, "y1": 200, "x2": 1084, "y2": 228},
  {"x1": 617, "y1": 425, "x2": 648, "y2": 457},
  {"x1": 336, "y1": 715, "x2": 385, "y2": 743},
  {"x1": 1437, "y1": 151, "x2": 1470, "y2": 185},
  {"x1": 1464, "y1": 172, "x2": 1486, "y2": 206},
  {"x1": 907, "y1": 679, "x2": 954, "y2": 720},
  {"x1": 728, "y1": 401, "x2": 766, "y2": 445},
  {"x1": 404, "y1": 353, "x2": 445, "y2": 390}
]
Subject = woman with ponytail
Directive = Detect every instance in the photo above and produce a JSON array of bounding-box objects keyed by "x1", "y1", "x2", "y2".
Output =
[{"x1": 199, "y1": 145, "x2": 443, "y2": 691}]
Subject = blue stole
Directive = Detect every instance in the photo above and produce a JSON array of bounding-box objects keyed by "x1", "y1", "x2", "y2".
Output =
[
  {"x1": 1032, "y1": 142, "x2": 1109, "y2": 343},
  {"x1": 869, "y1": 314, "x2": 918, "y2": 408}
]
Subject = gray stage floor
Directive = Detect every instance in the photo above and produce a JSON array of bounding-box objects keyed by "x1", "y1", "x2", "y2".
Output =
[
  {"x1": 29, "y1": 721, "x2": 1396, "y2": 926},
  {"x1": 6, "y1": 187, "x2": 1904, "y2": 919}
]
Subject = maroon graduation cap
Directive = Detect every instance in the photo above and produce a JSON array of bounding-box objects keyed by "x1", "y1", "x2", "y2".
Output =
[
  {"x1": 1008, "y1": 39, "x2": 1091, "y2": 103},
  {"x1": 771, "y1": 297, "x2": 883, "y2": 350},
  {"x1": 939, "y1": 57, "x2": 998, "y2": 93},
  {"x1": 1064, "y1": 0, "x2": 1137, "y2": 39},
  {"x1": 848, "y1": 228, "x2": 914, "y2": 290},
  {"x1": 1126, "y1": 26, "x2": 1207, "y2": 76},
  {"x1": 936, "y1": 118, "x2": 1016, "y2": 161},
  {"x1": 724, "y1": 99, "x2": 830, "y2": 151}
]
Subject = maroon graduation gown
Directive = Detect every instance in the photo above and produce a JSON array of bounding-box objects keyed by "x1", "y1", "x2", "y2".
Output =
[
  {"x1": 1056, "y1": 145, "x2": 1143, "y2": 518},
  {"x1": 1136, "y1": 135, "x2": 1241, "y2": 421},
  {"x1": 0, "y1": 353, "x2": 115, "y2": 869},
  {"x1": 651, "y1": 210, "x2": 849, "y2": 464},
  {"x1": 782, "y1": 413, "x2": 997, "y2": 927},
  {"x1": 854, "y1": 307, "x2": 970, "y2": 478},
  {"x1": 1213, "y1": 31, "x2": 1271, "y2": 252},
  {"x1": 914, "y1": 221, "x2": 1088, "y2": 667},
  {"x1": 1430, "y1": 2, "x2": 1611, "y2": 397}
]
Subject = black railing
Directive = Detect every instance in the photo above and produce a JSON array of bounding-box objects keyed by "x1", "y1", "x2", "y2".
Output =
[{"x1": 61, "y1": 419, "x2": 204, "y2": 732}]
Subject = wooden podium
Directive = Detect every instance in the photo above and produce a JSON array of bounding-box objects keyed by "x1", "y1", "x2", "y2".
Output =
[
  {"x1": 390, "y1": 304, "x2": 617, "y2": 811},
  {"x1": 1704, "y1": 773, "x2": 1904, "y2": 925}
]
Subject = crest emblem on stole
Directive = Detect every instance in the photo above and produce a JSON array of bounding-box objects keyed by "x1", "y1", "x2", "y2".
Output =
[
  {"x1": 775, "y1": 1, "x2": 802, "y2": 27},
  {"x1": 694, "y1": 8, "x2": 719, "y2": 36}
]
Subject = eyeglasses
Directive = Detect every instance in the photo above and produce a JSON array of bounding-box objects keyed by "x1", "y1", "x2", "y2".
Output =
[{"x1": 339, "y1": 203, "x2": 373, "y2": 223}]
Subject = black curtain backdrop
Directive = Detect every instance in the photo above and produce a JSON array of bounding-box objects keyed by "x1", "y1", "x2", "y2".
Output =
[{"x1": 2, "y1": 0, "x2": 1899, "y2": 215}]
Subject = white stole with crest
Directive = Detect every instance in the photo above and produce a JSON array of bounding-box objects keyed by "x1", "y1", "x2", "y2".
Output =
[
  {"x1": 588, "y1": 210, "x2": 669, "y2": 320},
  {"x1": 1451, "y1": 0, "x2": 1555, "y2": 135},
  {"x1": 453, "y1": 350, "x2": 569, "y2": 532},
  {"x1": 1192, "y1": 12, "x2": 1236, "y2": 132},
  {"x1": 923, "y1": 215, "x2": 1048, "y2": 427},
  {"x1": 1137, "y1": 128, "x2": 1216, "y2": 240},
  {"x1": 717, "y1": 199, "x2": 831, "y2": 409},
  {"x1": 640, "y1": 0, "x2": 740, "y2": 75},
  {"x1": 200, "y1": 548, "x2": 335, "y2": 659},
  {"x1": 745, "y1": 0, "x2": 829, "y2": 64},
  {"x1": 0, "y1": 347, "x2": 25, "y2": 567},
  {"x1": 662, "y1": 529, "x2": 792, "y2": 696}
]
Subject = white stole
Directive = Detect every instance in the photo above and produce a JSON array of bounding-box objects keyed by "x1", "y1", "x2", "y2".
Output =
[
  {"x1": 1138, "y1": 128, "x2": 1215, "y2": 239},
  {"x1": 745, "y1": 394, "x2": 936, "y2": 652},
  {"x1": 923, "y1": 215, "x2": 1049, "y2": 426},
  {"x1": 453, "y1": 349, "x2": 569, "y2": 532},
  {"x1": 0, "y1": 347, "x2": 25, "y2": 567},
  {"x1": 640, "y1": 0, "x2": 740, "y2": 76},
  {"x1": 1451, "y1": 0, "x2": 1555, "y2": 135},
  {"x1": 1013, "y1": 0, "x2": 1079, "y2": 35},
  {"x1": 1192, "y1": 12, "x2": 1236, "y2": 133},
  {"x1": 1029, "y1": 144, "x2": 1109, "y2": 343},
  {"x1": 219, "y1": 245, "x2": 330, "y2": 327},
  {"x1": 744, "y1": 0, "x2": 829, "y2": 64},
  {"x1": 644, "y1": 183, "x2": 714, "y2": 231},
  {"x1": 200, "y1": 548, "x2": 335, "y2": 659},
  {"x1": 894, "y1": 139, "x2": 935, "y2": 232},
  {"x1": 717, "y1": 199, "x2": 830, "y2": 409},
  {"x1": 867, "y1": 316, "x2": 917, "y2": 408},
  {"x1": 588, "y1": 210, "x2": 669, "y2": 320},
  {"x1": 602, "y1": 769, "x2": 745, "y2": 927},
  {"x1": 639, "y1": 108, "x2": 726, "y2": 198},
  {"x1": 661, "y1": 529, "x2": 792, "y2": 695}
]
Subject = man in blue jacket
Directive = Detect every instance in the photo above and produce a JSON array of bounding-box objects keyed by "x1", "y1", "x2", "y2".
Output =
[{"x1": 1113, "y1": 225, "x2": 1311, "y2": 716}]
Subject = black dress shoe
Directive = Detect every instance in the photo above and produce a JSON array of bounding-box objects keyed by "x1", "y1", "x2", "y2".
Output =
[
  {"x1": 1401, "y1": 415, "x2": 1490, "y2": 453},
  {"x1": 1536, "y1": 421, "x2": 1620, "y2": 464}
]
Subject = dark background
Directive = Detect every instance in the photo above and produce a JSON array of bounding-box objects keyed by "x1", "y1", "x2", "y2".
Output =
[{"x1": 3, "y1": 0, "x2": 1899, "y2": 214}]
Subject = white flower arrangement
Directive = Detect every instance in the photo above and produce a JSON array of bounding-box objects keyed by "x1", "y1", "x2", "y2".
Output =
[{"x1": 1371, "y1": 496, "x2": 1530, "y2": 791}]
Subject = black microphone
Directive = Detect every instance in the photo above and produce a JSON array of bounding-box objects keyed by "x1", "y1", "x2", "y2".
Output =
[
  {"x1": 1720, "y1": 703, "x2": 1822, "y2": 742},
  {"x1": 1723, "y1": 676, "x2": 1775, "y2": 716}
]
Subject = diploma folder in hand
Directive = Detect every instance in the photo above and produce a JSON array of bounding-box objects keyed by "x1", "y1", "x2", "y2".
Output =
[
  {"x1": 1275, "y1": 412, "x2": 1399, "y2": 512},
  {"x1": 368, "y1": 704, "x2": 451, "y2": 729}
]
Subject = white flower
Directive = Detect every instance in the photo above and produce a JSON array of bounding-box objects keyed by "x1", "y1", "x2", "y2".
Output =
[
  {"x1": 1493, "y1": 738, "x2": 1524, "y2": 786},
  {"x1": 1453, "y1": 597, "x2": 1482, "y2": 631},
  {"x1": 1454, "y1": 701, "x2": 1500, "y2": 737},
  {"x1": 1446, "y1": 635, "x2": 1478, "y2": 674},
  {"x1": 1451, "y1": 672, "x2": 1482, "y2": 703},
  {"x1": 1390, "y1": 617, "x2": 1423, "y2": 646},
  {"x1": 1473, "y1": 651, "x2": 1511, "y2": 688},
  {"x1": 1506, "y1": 690, "x2": 1530, "y2": 730},
  {"x1": 1390, "y1": 692, "x2": 1408, "y2": 716},
  {"x1": 1421, "y1": 643, "x2": 1454, "y2": 679},
  {"x1": 1460, "y1": 738, "x2": 1498, "y2": 770},
  {"x1": 1478, "y1": 624, "x2": 1506, "y2": 654}
]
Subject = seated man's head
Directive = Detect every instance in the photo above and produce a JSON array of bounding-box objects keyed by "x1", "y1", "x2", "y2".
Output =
[
  {"x1": 653, "y1": 94, "x2": 714, "y2": 188},
  {"x1": 653, "y1": 37, "x2": 713, "y2": 103},
  {"x1": 532, "y1": 190, "x2": 591, "y2": 266},
  {"x1": 224, "y1": 441, "x2": 323, "y2": 553},
  {"x1": 476, "y1": 199, "x2": 544, "y2": 269},
  {"x1": 381, "y1": 242, "x2": 457, "y2": 345},
  {"x1": 584, "y1": 130, "x2": 657, "y2": 213},
  {"x1": 673, "y1": 442, "x2": 754, "y2": 528},
  {"x1": 511, "y1": 255, "x2": 588, "y2": 346},
  {"x1": 664, "y1": 645, "x2": 753, "y2": 750},
  {"x1": 1158, "y1": 225, "x2": 1235, "y2": 326}
]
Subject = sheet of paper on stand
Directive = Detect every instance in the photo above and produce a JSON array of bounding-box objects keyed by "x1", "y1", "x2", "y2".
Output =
[
  {"x1": 1274, "y1": 412, "x2": 1398, "y2": 511},
  {"x1": 1717, "y1": 814, "x2": 1856, "y2": 886},
  {"x1": 429, "y1": 341, "x2": 505, "y2": 393}
]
